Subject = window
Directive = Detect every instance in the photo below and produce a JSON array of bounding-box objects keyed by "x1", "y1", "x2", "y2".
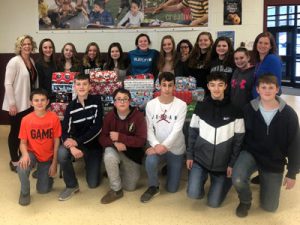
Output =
[{"x1": 267, "y1": 5, "x2": 299, "y2": 27}]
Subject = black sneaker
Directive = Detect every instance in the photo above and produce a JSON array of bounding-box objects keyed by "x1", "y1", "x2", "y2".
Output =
[
  {"x1": 140, "y1": 186, "x2": 160, "y2": 203},
  {"x1": 32, "y1": 170, "x2": 38, "y2": 179},
  {"x1": 251, "y1": 175, "x2": 260, "y2": 184},
  {"x1": 19, "y1": 193, "x2": 30, "y2": 206},
  {"x1": 236, "y1": 202, "x2": 251, "y2": 218},
  {"x1": 9, "y1": 161, "x2": 17, "y2": 173}
]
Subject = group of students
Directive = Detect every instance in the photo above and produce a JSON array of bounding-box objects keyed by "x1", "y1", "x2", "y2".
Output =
[{"x1": 2, "y1": 31, "x2": 299, "y2": 218}]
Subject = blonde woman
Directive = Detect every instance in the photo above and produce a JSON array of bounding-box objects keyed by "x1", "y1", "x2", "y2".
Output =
[{"x1": 2, "y1": 35, "x2": 38, "y2": 172}]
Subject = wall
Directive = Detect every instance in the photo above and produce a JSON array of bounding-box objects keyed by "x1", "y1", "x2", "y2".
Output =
[{"x1": 0, "y1": 0, "x2": 264, "y2": 53}]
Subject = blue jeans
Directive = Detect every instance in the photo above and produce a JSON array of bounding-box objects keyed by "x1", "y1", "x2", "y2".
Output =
[
  {"x1": 145, "y1": 151, "x2": 184, "y2": 193},
  {"x1": 187, "y1": 162, "x2": 232, "y2": 208},
  {"x1": 232, "y1": 151, "x2": 283, "y2": 212},
  {"x1": 58, "y1": 145, "x2": 102, "y2": 189},
  {"x1": 18, "y1": 151, "x2": 53, "y2": 195}
]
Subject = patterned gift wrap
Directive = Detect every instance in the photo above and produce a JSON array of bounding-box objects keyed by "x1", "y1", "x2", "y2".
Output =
[
  {"x1": 52, "y1": 83, "x2": 73, "y2": 93},
  {"x1": 52, "y1": 72, "x2": 78, "y2": 84},
  {"x1": 126, "y1": 73, "x2": 154, "y2": 80},
  {"x1": 50, "y1": 102, "x2": 68, "y2": 120},
  {"x1": 129, "y1": 90, "x2": 153, "y2": 108},
  {"x1": 54, "y1": 92, "x2": 73, "y2": 103},
  {"x1": 155, "y1": 76, "x2": 197, "y2": 91},
  {"x1": 124, "y1": 79, "x2": 154, "y2": 90},
  {"x1": 153, "y1": 91, "x2": 193, "y2": 104},
  {"x1": 89, "y1": 70, "x2": 117, "y2": 83},
  {"x1": 191, "y1": 88, "x2": 205, "y2": 102},
  {"x1": 90, "y1": 82, "x2": 122, "y2": 95}
]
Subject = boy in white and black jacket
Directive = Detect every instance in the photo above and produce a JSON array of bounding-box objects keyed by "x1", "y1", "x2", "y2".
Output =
[
  {"x1": 186, "y1": 72, "x2": 245, "y2": 208},
  {"x1": 232, "y1": 74, "x2": 300, "y2": 218}
]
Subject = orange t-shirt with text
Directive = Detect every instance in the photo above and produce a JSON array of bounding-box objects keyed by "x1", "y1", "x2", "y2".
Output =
[{"x1": 19, "y1": 111, "x2": 62, "y2": 162}]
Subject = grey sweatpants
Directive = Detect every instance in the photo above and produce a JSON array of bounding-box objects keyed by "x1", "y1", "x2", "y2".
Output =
[{"x1": 104, "y1": 147, "x2": 141, "y2": 191}]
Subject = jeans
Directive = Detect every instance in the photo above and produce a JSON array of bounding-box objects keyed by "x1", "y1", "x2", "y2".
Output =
[
  {"x1": 18, "y1": 151, "x2": 53, "y2": 195},
  {"x1": 187, "y1": 162, "x2": 232, "y2": 208},
  {"x1": 145, "y1": 151, "x2": 184, "y2": 193},
  {"x1": 58, "y1": 144, "x2": 102, "y2": 189},
  {"x1": 232, "y1": 151, "x2": 283, "y2": 212},
  {"x1": 104, "y1": 147, "x2": 141, "y2": 191}
]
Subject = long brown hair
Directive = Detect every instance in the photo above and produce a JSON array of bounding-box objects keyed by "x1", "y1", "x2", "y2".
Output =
[
  {"x1": 252, "y1": 32, "x2": 277, "y2": 63},
  {"x1": 188, "y1": 32, "x2": 213, "y2": 68},
  {"x1": 38, "y1": 38, "x2": 57, "y2": 68},
  {"x1": 82, "y1": 42, "x2": 102, "y2": 68},
  {"x1": 60, "y1": 42, "x2": 81, "y2": 69},
  {"x1": 157, "y1": 35, "x2": 178, "y2": 71}
]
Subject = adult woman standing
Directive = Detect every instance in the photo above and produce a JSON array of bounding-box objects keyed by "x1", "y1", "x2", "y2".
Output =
[
  {"x1": 82, "y1": 42, "x2": 103, "y2": 75},
  {"x1": 2, "y1": 35, "x2": 38, "y2": 172},
  {"x1": 104, "y1": 42, "x2": 129, "y2": 82},
  {"x1": 128, "y1": 33, "x2": 159, "y2": 79},
  {"x1": 36, "y1": 38, "x2": 58, "y2": 102},
  {"x1": 252, "y1": 32, "x2": 282, "y2": 98}
]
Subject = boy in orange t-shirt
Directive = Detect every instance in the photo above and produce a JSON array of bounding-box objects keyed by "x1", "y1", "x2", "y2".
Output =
[{"x1": 18, "y1": 89, "x2": 61, "y2": 206}]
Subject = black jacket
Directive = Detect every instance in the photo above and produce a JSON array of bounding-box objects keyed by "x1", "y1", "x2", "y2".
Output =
[
  {"x1": 187, "y1": 96, "x2": 245, "y2": 172},
  {"x1": 243, "y1": 97, "x2": 300, "y2": 179},
  {"x1": 62, "y1": 94, "x2": 103, "y2": 149}
]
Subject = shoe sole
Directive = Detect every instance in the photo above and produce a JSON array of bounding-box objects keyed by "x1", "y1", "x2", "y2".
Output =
[
  {"x1": 140, "y1": 191, "x2": 160, "y2": 203},
  {"x1": 58, "y1": 188, "x2": 80, "y2": 201}
]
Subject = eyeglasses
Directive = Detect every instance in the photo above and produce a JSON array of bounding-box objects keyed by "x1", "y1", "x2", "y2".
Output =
[
  {"x1": 115, "y1": 98, "x2": 129, "y2": 103},
  {"x1": 180, "y1": 46, "x2": 189, "y2": 49}
]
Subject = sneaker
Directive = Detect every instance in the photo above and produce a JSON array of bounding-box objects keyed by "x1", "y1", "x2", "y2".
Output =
[
  {"x1": 140, "y1": 186, "x2": 160, "y2": 203},
  {"x1": 32, "y1": 170, "x2": 38, "y2": 179},
  {"x1": 9, "y1": 161, "x2": 17, "y2": 173},
  {"x1": 236, "y1": 202, "x2": 251, "y2": 218},
  {"x1": 101, "y1": 189, "x2": 123, "y2": 204},
  {"x1": 58, "y1": 186, "x2": 79, "y2": 201},
  {"x1": 251, "y1": 175, "x2": 260, "y2": 184},
  {"x1": 19, "y1": 193, "x2": 30, "y2": 206}
]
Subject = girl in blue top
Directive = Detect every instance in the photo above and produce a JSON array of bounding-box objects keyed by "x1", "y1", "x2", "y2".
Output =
[
  {"x1": 252, "y1": 32, "x2": 282, "y2": 98},
  {"x1": 128, "y1": 33, "x2": 159, "y2": 78}
]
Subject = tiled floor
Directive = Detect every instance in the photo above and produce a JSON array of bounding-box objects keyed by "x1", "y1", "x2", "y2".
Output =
[{"x1": 0, "y1": 95, "x2": 300, "y2": 225}]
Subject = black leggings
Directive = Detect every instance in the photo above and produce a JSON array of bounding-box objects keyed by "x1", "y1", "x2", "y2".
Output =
[{"x1": 8, "y1": 108, "x2": 32, "y2": 162}]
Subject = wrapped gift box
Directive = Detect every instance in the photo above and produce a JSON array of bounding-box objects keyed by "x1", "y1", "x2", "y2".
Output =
[
  {"x1": 50, "y1": 102, "x2": 68, "y2": 120},
  {"x1": 191, "y1": 88, "x2": 205, "y2": 102},
  {"x1": 52, "y1": 83, "x2": 73, "y2": 93},
  {"x1": 130, "y1": 90, "x2": 153, "y2": 108},
  {"x1": 52, "y1": 72, "x2": 78, "y2": 84},
  {"x1": 154, "y1": 91, "x2": 193, "y2": 104},
  {"x1": 124, "y1": 79, "x2": 154, "y2": 90},
  {"x1": 126, "y1": 73, "x2": 154, "y2": 80},
  {"x1": 155, "y1": 76, "x2": 197, "y2": 91},
  {"x1": 90, "y1": 82, "x2": 122, "y2": 95},
  {"x1": 89, "y1": 70, "x2": 117, "y2": 83}
]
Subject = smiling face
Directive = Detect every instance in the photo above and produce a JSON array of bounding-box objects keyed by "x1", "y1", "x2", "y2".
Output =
[
  {"x1": 162, "y1": 38, "x2": 174, "y2": 54},
  {"x1": 256, "y1": 82, "x2": 279, "y2": 102},
  {"x1": 21, "y1": 38, "x2": 33, "y2": 56},
  {"x1": 207, "y1": 79, "x2": 227, "y2": 100},
  {"x1": 31, "y1": 94, "x2": 49, "y2": 112},
  {"x1": 74, "y1": 78, "x2": 90, "y2": 98},
  {"x1": 87, "y1": 45, "x2": 98, "y2": 61},
  {"x1": 257, "y1": 37, "x2": 272, "y2": 57},
  {"x1": 234, "y1": 51, "x2": 250, "y2": 70},
  {"x1": 137, "y1": 36, "x2": 149, "y2": 51},
  {"x1": 198, "y1": 34, "x2": 212, "y2": 52},
  {"x1": 110, "y1": 46, "x2": 120, "y2": 60},
  {"x1": 63, "y1": 44, "x2": 74, "y2": 60},
  {"x1": 42, "y1": 41, "x2": 54, "y2": 60},
  {"x1": 216, "y1": 40, "x2": 229, "y2": 59}
]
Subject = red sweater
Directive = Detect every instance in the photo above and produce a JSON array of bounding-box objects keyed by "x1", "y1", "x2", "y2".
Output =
[{"x1": 99, "y1": 107, "x2": 147, "y2": 164}]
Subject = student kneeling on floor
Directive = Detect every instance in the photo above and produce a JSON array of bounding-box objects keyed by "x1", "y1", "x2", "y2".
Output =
[{"x1": 186, "y1": 72, "x2": 245, "y2": 208}]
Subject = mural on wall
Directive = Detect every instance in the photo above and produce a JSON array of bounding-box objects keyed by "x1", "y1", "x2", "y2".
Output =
[
  {"x1": 223, "y1": 0, "x2": 242, "y2": 25},
  {"x1": 38, "y1": 0, "x2": 208, "y2": 30}
]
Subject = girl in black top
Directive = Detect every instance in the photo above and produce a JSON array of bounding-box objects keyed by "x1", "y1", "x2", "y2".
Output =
[{"x1": 58, "y1": 42, "x2": 82, "y2": 72}]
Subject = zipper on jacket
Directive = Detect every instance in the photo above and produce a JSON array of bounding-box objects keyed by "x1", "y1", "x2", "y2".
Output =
[
  {"x1": 210, "y1": 128, "x2": 217, "y2": 170},
  {"x1": 267, "y1": 125, "x2": 269, "y2": 135}
]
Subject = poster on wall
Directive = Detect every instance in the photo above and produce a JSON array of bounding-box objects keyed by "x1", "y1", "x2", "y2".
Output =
[
  {"x1": 217, "y1": 31, "x2": 235, "y2": 48},
  {"x1": 223, "y1": 0, "x2": 242, "y2": 25},
  {"x1": 38, "y1": 0, "x2": 209, "y2": 30}
]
